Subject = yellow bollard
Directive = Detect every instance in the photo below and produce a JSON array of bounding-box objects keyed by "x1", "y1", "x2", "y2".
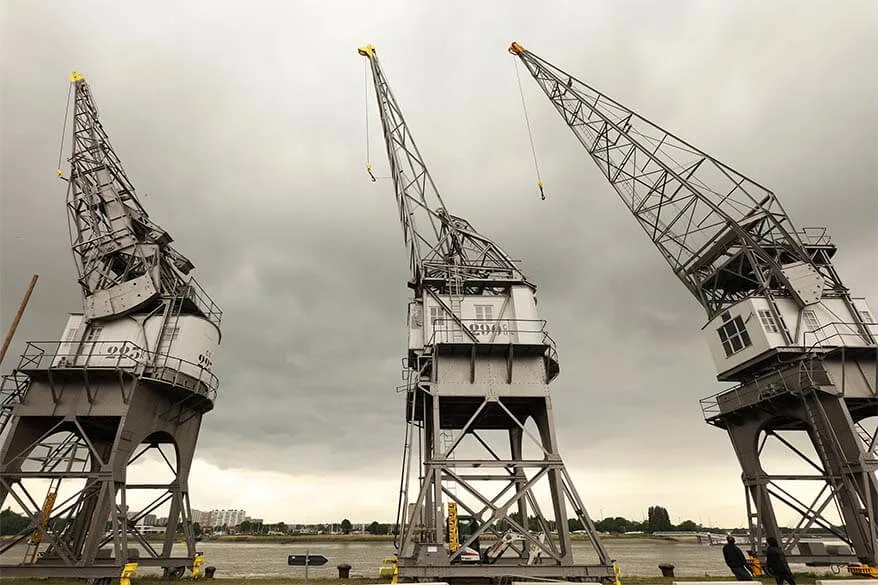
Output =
[
  {"x1": 391, "y1": 554, "x2": 399, "y2": 585},
  {"x1": 746, "y1": 555, "x2": 763, "y2": 577},
  {"x1": 192, "y1": 553, "x2": 206, "y2": 579},
  {"x1": 120, "y1": 562, "x2": 138, "y2": 585},
  {"x1": 846, "y1": 564, "x2": 878, "y2": 578},
  {"x1": 613, "y1": 562, "x2": 622, "y2": 585}
]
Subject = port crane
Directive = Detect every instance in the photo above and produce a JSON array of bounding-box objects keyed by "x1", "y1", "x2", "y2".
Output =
[
  {"x1": 0, "y1": 72, "x2": 222, "y2": 578},
  {"x1": 509, "y1": 42, "x2": 878, "y2": 572},
  {"x1": 359, "y1": 44, "x2": 616, "y2": 581}
]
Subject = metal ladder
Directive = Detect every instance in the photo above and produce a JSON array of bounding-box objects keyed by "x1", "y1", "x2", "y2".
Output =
[
  {"x1": 24, "y1": 434, "x2": 92, "y2": 563},
  {"x1": 795, "y1": 365, "x2": 862, "y2": 518},
  {"x1": 441, "y1": 429, "x2": 458, "y2": 499},
  {"x1": 24, "y1": 474, "x2": 63, "y2": 564},
  {"x1": 448, "y1": 272, "x2": 464, "y2": 342},
  {"x1": 0, "y1": 372, "x2": 30, "y2": 436}
]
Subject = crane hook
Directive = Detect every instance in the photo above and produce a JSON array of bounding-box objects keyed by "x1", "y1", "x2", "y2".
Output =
[{"x1": 538, "y1": 181, "x2": 545, "y2": 201}]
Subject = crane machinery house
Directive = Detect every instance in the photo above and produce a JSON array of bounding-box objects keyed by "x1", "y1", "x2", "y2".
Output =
[{"x1": 704, "y1": 294, "x2": 876, "y2": 377}]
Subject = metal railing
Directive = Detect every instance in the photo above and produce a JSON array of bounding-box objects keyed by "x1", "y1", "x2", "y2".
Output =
[
  {"x1": 13, "y1": 340, "x2": 219, "y2": 400},
  {"x1": 428, "y1": 318, "x2": 553, "y2": 345},
  {"x1": 803, "y1": 320, "x2": 878, "y2": 351},
  {"x1": 427, "y1": 318, "x2": 559, "y2": 365},
  {"x1": 180, "y1": 277, "x2": 223, "y2": 328},
  {"x1": 699, "y1": 361, "x2": 826, "y2": 421},
  {"x1": 796, "y1": 227, "x2": 832, "y2": 247}
]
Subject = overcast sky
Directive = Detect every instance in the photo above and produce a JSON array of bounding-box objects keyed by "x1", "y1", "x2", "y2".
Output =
[{"x1": 2, "y1": 1, "x2": 876, "y2": 527}]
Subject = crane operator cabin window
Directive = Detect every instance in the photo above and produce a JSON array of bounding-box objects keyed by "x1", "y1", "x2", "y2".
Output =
[{"x1": 717, "y1": 312, "x2": 751, "y2": 357}]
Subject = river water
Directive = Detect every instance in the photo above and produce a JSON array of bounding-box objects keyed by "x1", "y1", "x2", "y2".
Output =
[{"x1": 2, "y1": 540, "x2": 838, "y2": 579}]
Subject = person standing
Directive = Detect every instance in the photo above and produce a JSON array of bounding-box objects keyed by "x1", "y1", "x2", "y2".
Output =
[
  {"x1": 723, "y1": 535, "x2": 753, "y2": 581},
  {"x1": 765, "y1": 536, "x2": 796, "y2": 585}
]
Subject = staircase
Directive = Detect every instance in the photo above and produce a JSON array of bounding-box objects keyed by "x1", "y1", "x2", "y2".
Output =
[{"x1": 795, "y1": 365, "x2": 867, "y2": 532}]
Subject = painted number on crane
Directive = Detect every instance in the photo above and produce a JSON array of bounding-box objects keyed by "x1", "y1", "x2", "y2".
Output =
[
  {"x1": 469, "y1": 322, "x2": 509, "y2": 336},
  {"x1": 198, "y1": 350, "x2": 213, "y2": 369},
  {"x1": 106, "y1": 344, "x2": 144, "y2": 361}
]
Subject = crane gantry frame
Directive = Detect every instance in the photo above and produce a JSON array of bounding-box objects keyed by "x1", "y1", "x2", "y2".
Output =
[
  {"x1": 510, "y1": 41, "x2": 878, "y2": 570},
  {"x1": 360, "y1": 44, "x2": 617, "y2": 581},
  {"x1": 0, "y1": 72, "x2": 222, "y2": 578}
]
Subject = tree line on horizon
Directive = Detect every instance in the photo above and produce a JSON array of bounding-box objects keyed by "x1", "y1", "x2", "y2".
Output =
[{"x1": 2, "y1": 506, "x2": 835, "y2": 537}]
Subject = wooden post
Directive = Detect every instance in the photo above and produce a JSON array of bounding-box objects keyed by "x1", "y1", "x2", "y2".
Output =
[{"x1": 0, "y1": 274, "x2": 39, "y2": 367}]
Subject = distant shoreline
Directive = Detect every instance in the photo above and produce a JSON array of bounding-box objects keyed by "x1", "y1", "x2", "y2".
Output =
[
  {"x1": 206, "y1": 532, "x2": 667, "y2": 543},
  {"x1": 0, "y1": 533, "x2": 682, "y2": 545}
]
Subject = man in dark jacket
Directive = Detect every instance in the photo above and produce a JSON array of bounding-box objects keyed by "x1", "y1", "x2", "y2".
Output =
[
  {"x1": 723, "y1": 535, "x2": 752, "y2": 580},
  {"x1": 765, "y1": 536, "x2": 796, "y2": 585}
]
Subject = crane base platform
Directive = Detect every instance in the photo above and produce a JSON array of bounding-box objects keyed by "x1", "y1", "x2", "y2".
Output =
[
  {"x1": 0, "y1": 557, "x2": 195, "y2": 578},
  {"x1": 397, "y1": 560, "x2": 616, "y2": 582}
]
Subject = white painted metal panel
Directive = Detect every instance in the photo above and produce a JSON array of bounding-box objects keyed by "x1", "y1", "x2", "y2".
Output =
[
  {"x1": 145, "y1": 315, "x2": 219, "y2": 381},
  {"x1": 422, "y1": 293, "x2": 546, "y2": 345},
  {"x1": 53, "y1": 314, "x2": 86, "y2": 368},
  {"x1": 72, "y1": 317, "x2": 148, "y2": 369},
  {"x1": 510, "y1": 286, "x2": 541, "y2": 345},
  {"x1": 776, "y1": 297, "x2": 869, "y2": 348}
]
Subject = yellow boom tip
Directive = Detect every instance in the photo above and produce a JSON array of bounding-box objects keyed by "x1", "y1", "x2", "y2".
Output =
[
  {"x1": 358, "y1": 44, "x2": 376, "y2": 59},
  {"x1": 69, "y1": 71, "x2": 84, "y2": 82},
  {"x1": 508, "y1": 42, "x2": 525, "y2": 55}
]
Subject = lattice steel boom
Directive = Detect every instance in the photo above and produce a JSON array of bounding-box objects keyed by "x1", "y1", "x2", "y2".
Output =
[
  {"x1": 66, "y1": 72, "x2": 199, "y2": 321},
  {"x1": 507, "y1": 43, "x2": 866, "y2": 327},
  {"x1": 359, "y1": 45, "x2": 526, "y2": 295}
]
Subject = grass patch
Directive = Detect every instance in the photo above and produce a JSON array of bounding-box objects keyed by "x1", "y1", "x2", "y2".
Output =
[{"x1": 0, "y1": 575, "x2": 855, "y2": 585}]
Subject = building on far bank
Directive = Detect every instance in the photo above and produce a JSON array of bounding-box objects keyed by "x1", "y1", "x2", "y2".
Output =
[
  {"x1": 136, "y1": 514, "x2": 157, "y2": 527},
  {"x1": 209, "y1": 509, "x2": 247, "y2": 528},
  {"x1": 191, "y1": 509, "x2": 210, "y2": 526}
]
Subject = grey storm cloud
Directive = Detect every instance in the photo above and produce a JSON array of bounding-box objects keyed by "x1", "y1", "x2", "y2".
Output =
[{"x1": 2, "y1": 0, "x2": 876, "y2": 518}]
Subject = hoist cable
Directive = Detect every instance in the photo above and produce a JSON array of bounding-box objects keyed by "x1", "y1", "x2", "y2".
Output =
[
  {"x1": 364, "y1": 60, "x2": 376, "y2": 182},
  {"x1": 57, "y1": 82, "x2": 73, "y2": 178},
  {"x1": 513, "y1": 58, "x2": 545, "y2": 200}
]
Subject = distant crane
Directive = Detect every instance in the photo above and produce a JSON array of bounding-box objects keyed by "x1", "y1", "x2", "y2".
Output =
[
  {"x1": 0, "y1": 72, "x2": 222, "y2": 578},
  {"x1": 359, "y1": 44, "x2": 616, "y2": 581},
  {"x1": 510, "y1": 42, "x2": 878, "y2": 572}
]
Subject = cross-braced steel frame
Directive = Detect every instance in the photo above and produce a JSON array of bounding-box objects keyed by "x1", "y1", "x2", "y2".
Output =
[
  {"x1": 0, "y1": 355, "x2": 215, "y2": 577},
  {"x1": 394, "y1": 340, "x2": 614, "y2": 581},
  {"x1": 701, "y1": 348, "x2": 877, "y2": 565}
]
